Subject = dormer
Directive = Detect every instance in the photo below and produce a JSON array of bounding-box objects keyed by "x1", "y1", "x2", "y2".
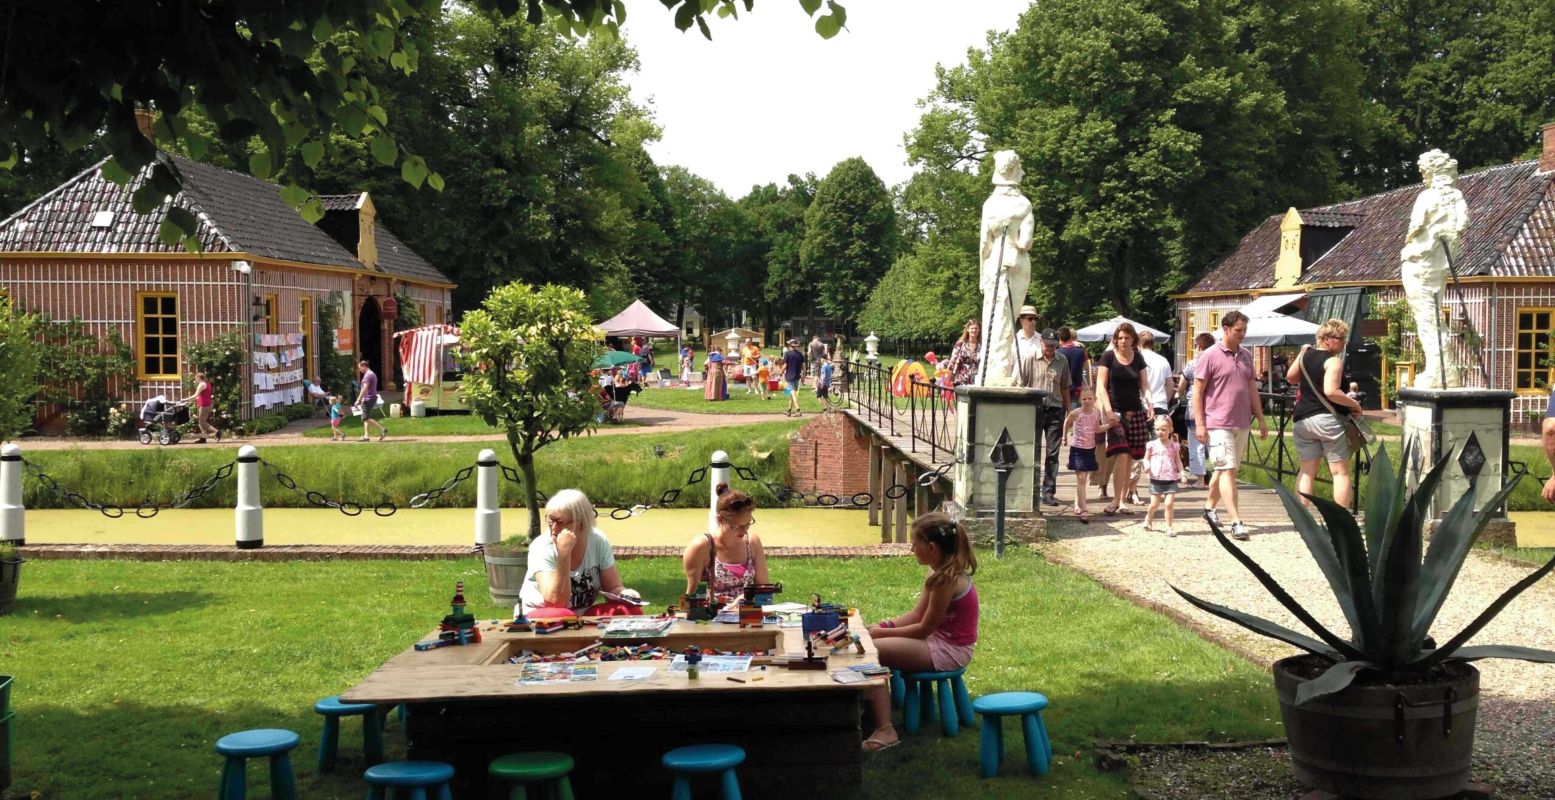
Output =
[
  {"x1": 1274, "y1": 207, "x2": 1302, "y2": 288},
  {"x1": 357, "y1": 193, "x2": 378, "y2": 270},
  {"x1": 318, "y1": 192, "x2": 380, "y2": 271}
]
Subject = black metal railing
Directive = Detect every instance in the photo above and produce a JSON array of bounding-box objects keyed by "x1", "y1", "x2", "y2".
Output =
[
  {"x1": 1241, "y1": 390, "x2": 1369, "y2": 511},
  {"x1": 848, "y1": 359, "x2": 896, "y2": 437},
  {"x1": 905, "y1": 375, "x2": 956, "y2": 463}
]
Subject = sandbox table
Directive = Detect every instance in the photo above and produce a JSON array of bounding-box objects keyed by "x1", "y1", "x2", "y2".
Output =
[{"x1": 341, "y1": 616, "x2": 883, "y2": 798}]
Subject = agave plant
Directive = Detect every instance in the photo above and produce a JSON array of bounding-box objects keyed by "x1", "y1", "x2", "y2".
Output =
[{"x1": 1174, "y1": 444, "x2": 1555, "y2": 704}]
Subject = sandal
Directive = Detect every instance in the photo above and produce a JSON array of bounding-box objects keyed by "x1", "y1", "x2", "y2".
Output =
[
  {"x1": 1076, "y1": 512, "x2": 1090, "y2": 524},
  {"x1": 862, "y1": 736, "x2": 902, "y2": 753},
  {"x1": 1103, "y1": 505, "x2": 1119, "y2": 516}
]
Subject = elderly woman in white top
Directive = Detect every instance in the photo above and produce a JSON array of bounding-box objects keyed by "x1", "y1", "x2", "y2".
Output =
[{"x1": 519, "y1": 489, "x2": 641, "y2": 619}]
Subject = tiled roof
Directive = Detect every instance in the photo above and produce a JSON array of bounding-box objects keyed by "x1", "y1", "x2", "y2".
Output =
[
  {"x1": 320, "y1": 193, "x2": 363, "y2": 211},
  {"x1": 0, "y1": 154, "x2": 453, "y2": 285},
  {"x1": 1185, "y1": 160, "x2": 1555, "y2": 293}
]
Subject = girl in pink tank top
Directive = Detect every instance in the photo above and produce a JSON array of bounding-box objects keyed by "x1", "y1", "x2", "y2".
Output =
[{"x1": 861, "y1": 512, "x2": 979, "y2": 752}]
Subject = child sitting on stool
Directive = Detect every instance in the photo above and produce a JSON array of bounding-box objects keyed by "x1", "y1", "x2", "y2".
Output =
[{"x1": 861, "y1": 512, "x2": 979, "y2": 752}]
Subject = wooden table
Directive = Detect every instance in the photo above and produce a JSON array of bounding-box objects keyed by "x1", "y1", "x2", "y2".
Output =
[{"x1": 342, "y1": 616, "x2": 884, "y2": 798}]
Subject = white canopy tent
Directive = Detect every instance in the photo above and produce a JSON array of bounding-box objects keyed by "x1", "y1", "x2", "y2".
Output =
[
  {"x1": 1075, "y1": 315, "x2": 1170, "y2": 343},
  {"x1": 596, "y1": 299, "x2": 680, "y2": 338},
  {"x1": 1217, "y1": 294, "x2": 1319, "y2": 347}
]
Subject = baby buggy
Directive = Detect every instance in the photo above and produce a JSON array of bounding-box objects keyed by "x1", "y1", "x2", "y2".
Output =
[{"x1": 137, "y1": 397, "x2": 189, "y2": 446}]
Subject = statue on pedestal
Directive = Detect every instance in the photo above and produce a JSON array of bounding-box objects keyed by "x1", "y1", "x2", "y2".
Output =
[
  {"x1": 976, "y1": 150, "x2": 1035, "y2": 387},
  {"x1": 1401, "y1": 149, "x2": 1469, "y2": 389}
]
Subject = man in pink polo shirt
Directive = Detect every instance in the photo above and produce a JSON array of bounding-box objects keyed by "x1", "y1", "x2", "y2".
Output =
[{"x1": 1193, "y1": 311, "x2": 1267, "y2": 540}]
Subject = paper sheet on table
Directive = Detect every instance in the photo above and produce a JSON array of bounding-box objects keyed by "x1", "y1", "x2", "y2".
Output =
[
  {"x1": 762, "y1": 602, "x2": 811, "y2": 613},
  {"x1": 668, "y1": 655, "x2": 752, "y2": 673},
  {"x1": 609, "y1": 667, "x2": 657, "y2": 681}
]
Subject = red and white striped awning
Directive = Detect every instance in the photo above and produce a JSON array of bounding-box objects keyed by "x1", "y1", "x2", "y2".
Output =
[{"x1": 395, "y1": 324, "x2": 460, "y2": 385}]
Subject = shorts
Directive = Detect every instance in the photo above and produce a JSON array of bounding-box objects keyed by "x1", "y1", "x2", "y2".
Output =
[
  {"x1": 744, "y1": 365, "x2": 757, "y2": 377},
  {"x1": 786, "y1": 378, "x2": 800, "y2": 393},
  {"x1": 1149, "y1": 479, "x2": 1179, "y2": 495},
  {"x1": 1207, "y1": 428, "x2": 1249, "y2": 471},
  {"x1": 330, "y1": 418, "x2": 341, "y2": 428},
  {"x1": 1294, "y1": 415, "x2": 1352, "y2": 462},
  {"x1": 927, "y1": 635, "x2": 975, "y2": 672},
  {"x1": 360, "y1": 397, "x2": 378, "y2": 417},
  {"x1": 1067, "y1": 446, "x2": 1098, "y2": 473}
]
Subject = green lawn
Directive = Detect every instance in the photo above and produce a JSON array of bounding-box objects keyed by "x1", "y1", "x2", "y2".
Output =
[
  {"x1": 1, "y1": 551, "x2": 1281, "y2": 799},
  {"x1": 302, "y1": 413, "x2": 639, "y2": 438},
  {"x1": 20, "y1": 421, "x2": 802, "y2": 512},
  {"x1": 632, "y1": 385, "x2": 829, "y2": 415},
  {"x1": 1477, "y1": 544, "x2": 1555, "y2": 567}
]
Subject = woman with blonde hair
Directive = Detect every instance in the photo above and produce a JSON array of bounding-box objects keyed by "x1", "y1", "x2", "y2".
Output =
[
  {"x1": 518, "y1": 489, "x2": 641, "y2": 619},
  {"x1": 1286, "y1": 319, "x2": 1364, "y2": 508}
]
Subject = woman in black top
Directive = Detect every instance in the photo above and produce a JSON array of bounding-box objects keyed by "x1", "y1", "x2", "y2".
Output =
[
  {"x1": 1285, "y1": 319, "x2": 1363, "y2": 508},
  {"x1": 1094, "y1": 322, "x2": 1153, "y2": 515}
]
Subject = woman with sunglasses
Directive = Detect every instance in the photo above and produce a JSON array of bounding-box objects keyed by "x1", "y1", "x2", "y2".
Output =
[
  {"x1": 1286, "y1": 319, "x2": 1363, "y2": 508},
  {"x1": 518, "y1": 489, "x2": 642, "y2": 619},
  {"x1": 682, "y1": 484, "x2": 770, "y2": 605}
]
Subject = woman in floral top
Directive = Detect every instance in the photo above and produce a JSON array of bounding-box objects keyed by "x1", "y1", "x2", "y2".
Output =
[{"x1": 946, "y1": 319, "x2": 981, "y2": 386}]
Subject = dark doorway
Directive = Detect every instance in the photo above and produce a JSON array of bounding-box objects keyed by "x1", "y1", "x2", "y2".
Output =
[{"x1": 358, "y1": 296, "x2": 383, "y2": 379}]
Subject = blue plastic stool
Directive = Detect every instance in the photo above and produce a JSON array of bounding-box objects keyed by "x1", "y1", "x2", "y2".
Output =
[
  {"x1": 314, "y1": 695, "x2": 384, "y2": 771},
  {"x1": 662, "y1": 743, "x2": 745, "y2": 800},
  {"x1": 889, "y1": 669, "x2": 905, "y2": 709},
  {"x1": 972, "y1": 692, "x2": 1052, "y2": 778},
  {"x1": 901, "y1": 668, "x2": 974, "y2": 736},
  {"x1": 363, "y1": 760, "x2": 454, "y2": 800},
  {"x1": 215, "y1": 728, "x2": 300, "y2": 800}
]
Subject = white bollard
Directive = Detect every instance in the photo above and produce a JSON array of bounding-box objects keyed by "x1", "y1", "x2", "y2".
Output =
[
  {"x1": 474, "y1": 449, "x2": 501, "y2": 549},
  {"x1": 1, "y1": 443, "x2": 24, "y2": 546},
  {"x1": 708, "y1": 449, "x2": 731, "y2": 534},
  {"x1": 235, "y1": 445, "x2": 263, "y2": 549}
]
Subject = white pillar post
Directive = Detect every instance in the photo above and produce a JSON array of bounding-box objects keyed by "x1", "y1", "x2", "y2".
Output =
[
  {"x1": 474, "y1": 448, "x2": 501, "y2": 549},
  {"x1": 1, "y1": 443, "x2": 24, "y2": 546},
  {"x1": 235, "y1": 445, "x2": 263, "y2": 549},
  {"x1": 709, "y1": 449, "x2": 731, "y2": 534}
]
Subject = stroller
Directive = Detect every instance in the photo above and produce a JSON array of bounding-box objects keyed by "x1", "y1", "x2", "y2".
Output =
[{"x1": 137, "y1": 396, "x2": 190, "y2": 446}]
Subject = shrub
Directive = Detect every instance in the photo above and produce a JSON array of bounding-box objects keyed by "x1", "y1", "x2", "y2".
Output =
[
  {"x1": 36, "y1": 316, "x2": 136, "y2": 436},
  {"x1": 316, "y1": 297, "x2": 356, "y2": 398},
  {"x1": 0, "y1": 296, "x2": 42, "y2": 441},
  {"x1": 183, "y1": 332, "x2": 246, "y2": 430}
]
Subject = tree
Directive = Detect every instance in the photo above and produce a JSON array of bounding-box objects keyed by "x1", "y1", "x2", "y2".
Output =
[
  {"x1": 456, "y1": 282, "x2": 598, "y2": 537},
  {"x1": 741, "y1": 174, "x2": 817, "y2": 333},
  {"x1": 0, "y1": 0, "x2": 847, "y2": 246},
  {"x1": 0, "y1": 296, "x2": 42, "y2": 442},
  {"x1": 801, "y1": 158, "x2": 896, "y2": 327},
  {"x1": 662, "y1": 167, "x2": 760, "y2": 339}
]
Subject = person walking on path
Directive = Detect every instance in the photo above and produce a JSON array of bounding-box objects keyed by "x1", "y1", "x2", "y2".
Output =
[
  {"x1": 1056, "y1": 326, "x2": 1090, "y2": 405},
  {"x1": 808, "y1": 335, "x2": 828, "y2": 379},
  {"x1": 1016, "y1": 319, "x2": 1070, "y2": 507},
  {"x1": 1012, "y1": 305, "x2": 1042, "y2": 377},
  {"x1": 1287, "y1": 319, "x2": 1363, "y2": 509},
  {"x1": 1543, "y1": 383, "x2": 1555, "y2": 503},
  {"x1": 355, "y1": 360, "x2": 388, "y2": 441},
  {"x1": 704, "y1": 350, "x2": 728, "y2": 402},
  {"x1": 1178, "y1": 332, "x2": 1215, "y2": 489},
  {"x1": 1130, "y1": 330, "x2": 1174, "y2": 503},
  {"x1": 946, "y1": 319, "x2": 981, "y2": 387},
  {"x1": 1094, "y1": 322, "x2": 1152, "y2": 516},
  {"x1": 1193, "y1": 311, "x2": 1266, "y2": 540},
  {"x1": 182, "y1": 371, "x2": 220, "y2": 443},
  {"x1": 782, "y1": 339, "x2": 806, "y2": 417}
]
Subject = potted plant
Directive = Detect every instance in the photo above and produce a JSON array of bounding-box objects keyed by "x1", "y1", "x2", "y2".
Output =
[
  {"x1": 483, "y1": 534, "x2": 531, "y2": 608},
  {"x1": 1175, "y1": 446, "x2": 1555, "y2": 800},
  {"x1": 0, "y1": 541, "x2": 25, "y2": 616}
]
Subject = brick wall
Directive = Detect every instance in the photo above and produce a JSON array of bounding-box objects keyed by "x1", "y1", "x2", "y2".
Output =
[{"x1": 787, "y1": 411, "x2": 872, "y2": 498}]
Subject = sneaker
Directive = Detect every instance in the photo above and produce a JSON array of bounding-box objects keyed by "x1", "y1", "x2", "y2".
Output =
[
  {"x1": 1231, "y1": 522, "x2": 1250, "y2": 541},
  {"x1": 1143, "y1": 522, "x2": 1156, "y2": 532},
  {"x1": 1203, "y1": 508, "x2": 1220, "y2": 526},
  {"x1": 1042, "y1": 496, "x2": 1061, "y2": 507},
  {"x1": 1166, "y1": 527, "x2": 1178, "y2": 538},
  {"x1": 195, "y1": 438, "x2": 206, "y2": 444},
  {"x1": 378, "y1": 428, "x2": 388, "y2": 441}
]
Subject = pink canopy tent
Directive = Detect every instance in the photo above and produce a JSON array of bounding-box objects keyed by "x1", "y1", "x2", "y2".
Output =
[{"x1": 597, "y1": 300, "x2": 680, "y2": 338}]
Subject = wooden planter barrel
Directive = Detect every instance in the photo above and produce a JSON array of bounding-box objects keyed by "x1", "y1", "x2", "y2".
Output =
[
  {"x1": 1274, "y1": 655, "x2": 1479, "y2": 800},
  {"x1": 482, "y1": 548, "x2": 526, "y2": 608}
]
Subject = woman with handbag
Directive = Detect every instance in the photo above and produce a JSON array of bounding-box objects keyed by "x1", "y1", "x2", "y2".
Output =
[{"x1": 1286, "y1": 319, "x2": 1367, "y2": 508}]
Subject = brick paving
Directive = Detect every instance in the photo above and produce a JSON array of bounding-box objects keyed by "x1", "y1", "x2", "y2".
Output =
[{"x1": 15, "y1": 542, "x2": 914, "y2": 561}]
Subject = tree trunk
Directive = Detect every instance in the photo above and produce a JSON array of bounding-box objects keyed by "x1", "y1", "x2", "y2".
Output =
[
  {"x1": 506, "y1": 431, "x2": 542, "y2": 538},
  {"x1": 1110, "y1": 244, "x2": 1134, "y2": 317}
]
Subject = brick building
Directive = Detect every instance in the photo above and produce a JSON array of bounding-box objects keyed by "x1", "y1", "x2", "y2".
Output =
[
  {"x1": 0, "y1": 149, "x2": 452, "y2": 423},
  {"x1": 1174, "y1": 123, "x2": 1555, "y2": 420}
]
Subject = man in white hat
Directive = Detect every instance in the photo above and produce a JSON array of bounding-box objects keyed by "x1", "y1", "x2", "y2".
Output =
[{"x1": 1014, "y1": 308, "x2": 1071, "y2": 506}]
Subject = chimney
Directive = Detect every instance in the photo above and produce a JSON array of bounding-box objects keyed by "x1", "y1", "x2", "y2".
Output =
[
  {"x1": 134, "y1": 107, "x2": 156, "y2": 143},
  {"x1": 1541, "y1": 123, "x2": 1555, "y2": 174}
]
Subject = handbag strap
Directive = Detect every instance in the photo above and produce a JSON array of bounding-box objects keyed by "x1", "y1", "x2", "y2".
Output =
[{"x1": 1297, "y1": 350, "x2": 1349, "y2": 420}]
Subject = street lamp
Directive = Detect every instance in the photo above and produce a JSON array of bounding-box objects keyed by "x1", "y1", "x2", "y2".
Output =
[{"x1": 989, "y1": 428, "x2": 1018, "y2": 559}]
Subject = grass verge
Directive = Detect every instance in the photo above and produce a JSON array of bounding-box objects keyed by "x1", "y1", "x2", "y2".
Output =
[
  {"x1": 19, "y1": 421, "x2": 802, "y2": 512},
  {"x1": 301, "y1": 413, "x2": 640, "y2": 438},
  {"x1": 1, "y1": 550, "x2": 1281, "y2": 799},
  {"x1": 630, "y1": 385, "x2": 829, "y2": 415}
]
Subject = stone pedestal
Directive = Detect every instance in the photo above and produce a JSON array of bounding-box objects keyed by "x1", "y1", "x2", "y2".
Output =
[
  {"x1": 953, "y1": 385, "x2": 1047, "y2": 515},
  {"x1": 1397, "y1": 388, "x2": 1513, "y2": 525}
]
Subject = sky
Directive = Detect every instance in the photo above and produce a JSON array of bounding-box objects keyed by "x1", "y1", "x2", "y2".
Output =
[{"x1": 619, "y1": 0, "x2": 1032, "y2": 198}]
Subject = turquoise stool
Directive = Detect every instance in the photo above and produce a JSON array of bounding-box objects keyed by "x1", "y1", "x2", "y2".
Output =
[
  {"x1": 972, "y1": 692, "x2": 1052, "y2": 778},
  {"x1": 314, "y1": 695, "x2": 384, "y2": 771},
  {"x1": 214, "y1": 728, "x2": 300, "y2": 800},
  {"x1": 890, "y1": 669, "x2": 905, "y2": 709},
  {"x1": 489, "y1": 751, "x2": 576, "y2": 800},
  {"x1": 662, "y1": 743, "x2": 745, "y2": 800},
  {"x1": 901, "y1": 668, "x2": 974, "y2": 737},
  {"x1": 363, "y1": 760, "x2": 454, "y2": 800}
]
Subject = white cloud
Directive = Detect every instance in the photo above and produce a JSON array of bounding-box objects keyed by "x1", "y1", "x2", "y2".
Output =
[{"x1": 621, "y1": 0, "x2": 1029, "y2": 197}]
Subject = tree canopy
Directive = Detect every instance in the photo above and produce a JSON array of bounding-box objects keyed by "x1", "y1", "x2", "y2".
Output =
[{"x1": 801, "y1": 157, "x2": 897, "y2": 325}]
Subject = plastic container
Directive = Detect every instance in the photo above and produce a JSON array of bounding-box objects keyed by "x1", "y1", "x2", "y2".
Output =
[{"x1": 410, "y1": 400, "x2": 427, "y2": 418}]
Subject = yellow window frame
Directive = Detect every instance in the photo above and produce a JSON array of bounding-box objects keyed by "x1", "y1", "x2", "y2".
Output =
[
  {"x1": 1209, "y1": 311, "x2": 1220, "y2": 331},
  {"x1": 1513, "y1": 306, "x2": 1555, "y2": 395},
  {"x1": 135, "y1": 290, "x2": 180, "y2": 380},
  {"x1": 299, "y1": 296, "x2": 314, "y2": 382},
  {"x1": 264, "y1": 294, "x2": 279, "y2": 335}
]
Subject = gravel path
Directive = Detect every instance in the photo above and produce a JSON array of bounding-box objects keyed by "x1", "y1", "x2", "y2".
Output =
[{"x1": 1043, "y1": 510, "x2": 1555, "y2": 798}]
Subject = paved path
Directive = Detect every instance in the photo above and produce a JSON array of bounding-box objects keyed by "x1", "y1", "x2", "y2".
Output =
[
  {"x1": 13, "y1": 407, "x2": 800, "y2": 450},
  {"x1": 1042, "y1": 502, "x2": 1555, "y2": 796}
]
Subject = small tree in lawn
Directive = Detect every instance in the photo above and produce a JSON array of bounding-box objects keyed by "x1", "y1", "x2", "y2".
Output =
[
  {"x1": 457, "y1": 282, "x2": 598, "y2": 538},
  {"x1": 0, "y1": 296, "x2": 42, "y2": 442}
]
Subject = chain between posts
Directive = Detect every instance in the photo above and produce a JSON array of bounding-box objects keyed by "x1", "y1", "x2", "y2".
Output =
[
  {"x1": 21, "y1": 457, "x2": 237, "y2": 519},
  {"x1": 259, "y1": 459, "x2": 398, "y2": 517},
  {"x1": 498, "y1": 465, "x2": 551, "y2": 508},
  {"x1": 608, "y1": 465, "x2": 708, "y2": 520}
]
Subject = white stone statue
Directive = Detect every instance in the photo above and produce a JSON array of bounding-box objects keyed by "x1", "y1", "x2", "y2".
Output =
[
  {"x1": 977, "y1": 150, "x2": 1036, "y2": 387},
  {"x1": 1401, "y1": 149, "x2": 1470, "y2": 389}
]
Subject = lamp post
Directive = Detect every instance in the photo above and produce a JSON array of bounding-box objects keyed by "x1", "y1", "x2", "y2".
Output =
[
  {"x1": 990, "y1": 428, "x2": 1018, "y2": 559},
  {"x1": 864, "y1": 332, "x2": 880, "y2": 365}
]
